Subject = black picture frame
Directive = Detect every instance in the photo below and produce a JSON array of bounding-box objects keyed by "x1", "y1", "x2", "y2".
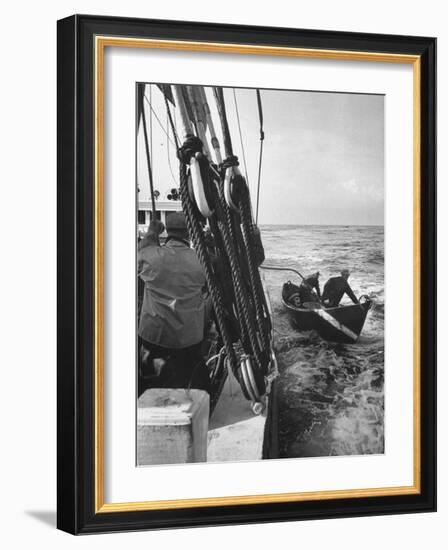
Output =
[{"x1": 57, "y1": 14, "x2": 436, "y2": 534}]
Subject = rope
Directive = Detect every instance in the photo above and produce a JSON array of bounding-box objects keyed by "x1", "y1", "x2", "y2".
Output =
[
  {"x1": 239, "y1": 192, "x2": 271, "y2": 355},
  {"x1": 206, "y1": 347, "x2": 226, "y2": 367},
  {"x1": 178, "y1": 162, "x2": 239, "y2": 375},
  {"x1": 260, "y1": 264, "x2": 306, "y2": 282},
  {"x1": 255, "y1": 89, "x2": 265, "y2": 224},
  {"x1": 165, "y1": 95, "x2": 180, "y2": 149},
  {"x1": 149, "y1": 85, "x2": 153, "y2": 184},
  {"x1": 212, "y1": 89, "x2": 271, "y2": 378},
  {"x1": 232, "y1": 89, "x2": 249, "y2": 186},
  {"x1": 144, "y1": 95, "x2": 177, "y2": 148},
  {"x1": 215, "y1": 181, "x2": 265, "y2": 371},
  {"x1": 139, "y1": 85, "x2": 156, "y2": 215},
  {"x1": 175, "y1": 85, "x2": 273, "y2": 399},
  {"x1": 166, "y1": 110, "x2": 178, "y2": 187}
]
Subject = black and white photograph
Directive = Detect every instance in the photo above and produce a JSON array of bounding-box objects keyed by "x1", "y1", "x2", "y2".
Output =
[
  {"x1": 51, "y1": 9, "x2": 436, "y2": 538},
  {"x1": 136, "y1": 82, "x2": 384, "y2": 465}
]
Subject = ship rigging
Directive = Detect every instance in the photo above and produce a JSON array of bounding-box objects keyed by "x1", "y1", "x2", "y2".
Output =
[{"x1": 137, "y1": 83, "x2": 277, "y2": 412}]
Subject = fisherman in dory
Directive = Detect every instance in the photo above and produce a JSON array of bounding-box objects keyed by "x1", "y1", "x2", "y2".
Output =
[
  {"x1": 281, "y1": 271, "x2": 320, "y2": 308},
  {"x1": 138, "y1": 212, "x2": 210, "y2": 392},
  {"x1": 298, "y1": 271, "x2": 321, "y2": 305},
  {"x1": 322, "y1": 269, "x2": 359, "y2": 307}
]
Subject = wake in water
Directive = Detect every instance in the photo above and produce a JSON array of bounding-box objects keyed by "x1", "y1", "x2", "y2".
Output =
[{"x1": 261, "y1": 225, "x2": 384, "y2": 458}]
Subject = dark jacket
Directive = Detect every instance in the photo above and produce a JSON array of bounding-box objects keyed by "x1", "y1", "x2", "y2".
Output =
[
  {"x1": 322, "y1": 276, "x2": 358, "y2": 307},
  {"x1": 138, "y1": 238, "x2": 207, "y2": 348},
  {"x1": 299, "y1": 275, "x2": 321, "y2": 304}
]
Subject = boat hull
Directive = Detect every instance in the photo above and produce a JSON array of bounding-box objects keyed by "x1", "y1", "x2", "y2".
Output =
[{"x1": 283, "y1": 300, "x2": 371, "y2": 343}]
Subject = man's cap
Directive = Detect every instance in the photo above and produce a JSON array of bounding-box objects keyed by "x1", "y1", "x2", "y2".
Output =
[
  {"x1": 166, "y1": 212, "x2": 188, "y2": 232},
  {"x1": 340, "y1": 269, "x2": 351, "y2": 276},
  {"x1": 148, "y1": 219, "x2": 165, "y2": 235}
]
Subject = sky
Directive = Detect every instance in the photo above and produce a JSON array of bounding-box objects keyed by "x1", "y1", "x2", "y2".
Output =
[{"x1": 137, "y1": 84, "x2": 384, "y2": 226}]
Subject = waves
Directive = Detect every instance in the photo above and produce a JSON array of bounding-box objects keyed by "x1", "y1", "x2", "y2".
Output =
[
  {"x1": 262, "y1": 225, "x2": 385, "y2": 458},
  {"x1": 367, "y1": 250, "x2": 384, "y2": 266}
]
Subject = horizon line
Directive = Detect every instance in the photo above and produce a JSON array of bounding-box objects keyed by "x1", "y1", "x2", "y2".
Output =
[{"x1": 258, "y1": 222, "x2": 384, "y2": 227}]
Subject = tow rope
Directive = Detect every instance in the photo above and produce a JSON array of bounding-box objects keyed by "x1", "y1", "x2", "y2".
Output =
[{"x1": 260, "y1": 264, "x2": 307, "y2": 283}]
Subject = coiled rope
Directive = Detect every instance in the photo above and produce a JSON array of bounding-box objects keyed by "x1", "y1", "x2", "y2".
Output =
[{"x1": 178, "y1": 158, "x2": 239, "y2": 376}]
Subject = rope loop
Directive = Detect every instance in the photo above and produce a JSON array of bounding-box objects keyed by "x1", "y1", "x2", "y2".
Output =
[
  {"x1": 179, "y1": 136, "x2": 216, "y2": 218},
  {"x1": 189, "y1": 156, "x2": 214, "y2": 218},
  {"x1": 222, "y1": 155, "x2": 239, "y2": 171},
  {"x1": 177, "y1": 135, "x2": 204, "y2": 163},
  {"x1": 224, "y1": 167, "x2": 245, "y2": 213}
]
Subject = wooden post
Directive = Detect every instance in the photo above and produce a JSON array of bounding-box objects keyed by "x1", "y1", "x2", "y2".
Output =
[{"x1": 137, "y1": 388, "x2": 210, "y2": 466}]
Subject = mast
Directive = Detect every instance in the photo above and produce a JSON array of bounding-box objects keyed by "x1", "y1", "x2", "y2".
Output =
[
  {"x1": 198, "y1": 87, "x2": 222, "y2": 165},
  {"x1": 172, "y1": 85, "x2": 194, "y2": 139},
  {"x1": 187, "y1": 86, "x2": 211, "y2": 159}
]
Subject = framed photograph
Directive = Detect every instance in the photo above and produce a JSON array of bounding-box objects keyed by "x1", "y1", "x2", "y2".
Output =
[{"x1": 57, "y1": 15, "x2": 436, "y2": 534}]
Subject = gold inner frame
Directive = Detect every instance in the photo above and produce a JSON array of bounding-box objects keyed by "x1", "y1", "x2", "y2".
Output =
[{"x1": 94, "y1": 36, "x2": 421, "y2": 514}]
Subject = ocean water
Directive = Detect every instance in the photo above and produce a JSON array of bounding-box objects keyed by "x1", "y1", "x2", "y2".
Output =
[{"x1": 260, "y1": 225, "x2": 384, "y2": 457}]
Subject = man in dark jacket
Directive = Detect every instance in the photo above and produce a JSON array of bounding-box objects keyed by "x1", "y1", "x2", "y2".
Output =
[
  {"x1": 138, "y1": 212, "x2": 210, "y2": 393},
  {"x1": 322, "y1": 269, "x2": 358, "y2": 307},
  {"x1": 299, "y1": 272, "x2": 321, "y2": 304}
]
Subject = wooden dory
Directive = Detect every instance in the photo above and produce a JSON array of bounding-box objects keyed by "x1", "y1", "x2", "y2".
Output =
[{"x1": 282, "y1": 296, "x2": 372, "y2": 344}]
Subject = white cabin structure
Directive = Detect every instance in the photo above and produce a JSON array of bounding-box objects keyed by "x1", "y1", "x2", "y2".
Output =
[{"x1": 138, "y1": 200, "x2": 182, "y2": 235}]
